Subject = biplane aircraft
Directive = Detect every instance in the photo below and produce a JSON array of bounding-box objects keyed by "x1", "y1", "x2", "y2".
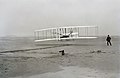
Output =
[{"x1": 34, "y1": 26, "x2": 98, "y2": 42}]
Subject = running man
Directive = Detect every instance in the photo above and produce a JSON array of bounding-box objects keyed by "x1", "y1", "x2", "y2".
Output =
[{"x1": 106, "y1": 35, "x2": 112, "y2": 46}]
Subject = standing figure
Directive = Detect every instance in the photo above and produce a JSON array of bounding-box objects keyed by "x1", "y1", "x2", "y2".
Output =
[{"x1": 106, "y1": 35, "x2": 112, "y2": 46}]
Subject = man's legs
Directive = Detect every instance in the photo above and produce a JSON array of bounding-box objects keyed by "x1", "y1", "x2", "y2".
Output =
[
  {"x1": 107, "y1": 41, "x2": 109, "y2": 46},
  {"x1": 109, "y1": 41, "x2": 112, "y2": 46}
]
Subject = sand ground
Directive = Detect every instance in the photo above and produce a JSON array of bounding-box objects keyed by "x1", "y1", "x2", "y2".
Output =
[{"x1": 0, "y1": 37, "x2": 120, "y2": 78}]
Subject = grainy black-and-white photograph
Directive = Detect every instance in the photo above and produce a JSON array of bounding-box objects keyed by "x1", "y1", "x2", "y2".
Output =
[{"x1": 0, "y1": 0, "x2": 120, "y2": 78}]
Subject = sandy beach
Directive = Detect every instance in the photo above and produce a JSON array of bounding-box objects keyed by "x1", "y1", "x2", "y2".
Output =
[{"x1": 0, "y1": 36, "x2": 120, "y2": 78}]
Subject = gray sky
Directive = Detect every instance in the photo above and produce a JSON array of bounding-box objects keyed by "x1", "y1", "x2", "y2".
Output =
[{"x1": 0, "y1": 0, "x2": 120, "y2": 37}]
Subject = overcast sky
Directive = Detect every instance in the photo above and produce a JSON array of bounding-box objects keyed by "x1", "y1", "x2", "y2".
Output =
[{"x1": 0, "y1": 0, "x2": 120, "y2": 37}]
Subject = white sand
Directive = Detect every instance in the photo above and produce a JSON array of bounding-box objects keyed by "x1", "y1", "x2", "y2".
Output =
[
  {"x1": 0, "y1": 37, "x2": 119, "y2": 78},
  {"x1": 12, "y1": 66, "x2": 117, "y2": 78}
]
